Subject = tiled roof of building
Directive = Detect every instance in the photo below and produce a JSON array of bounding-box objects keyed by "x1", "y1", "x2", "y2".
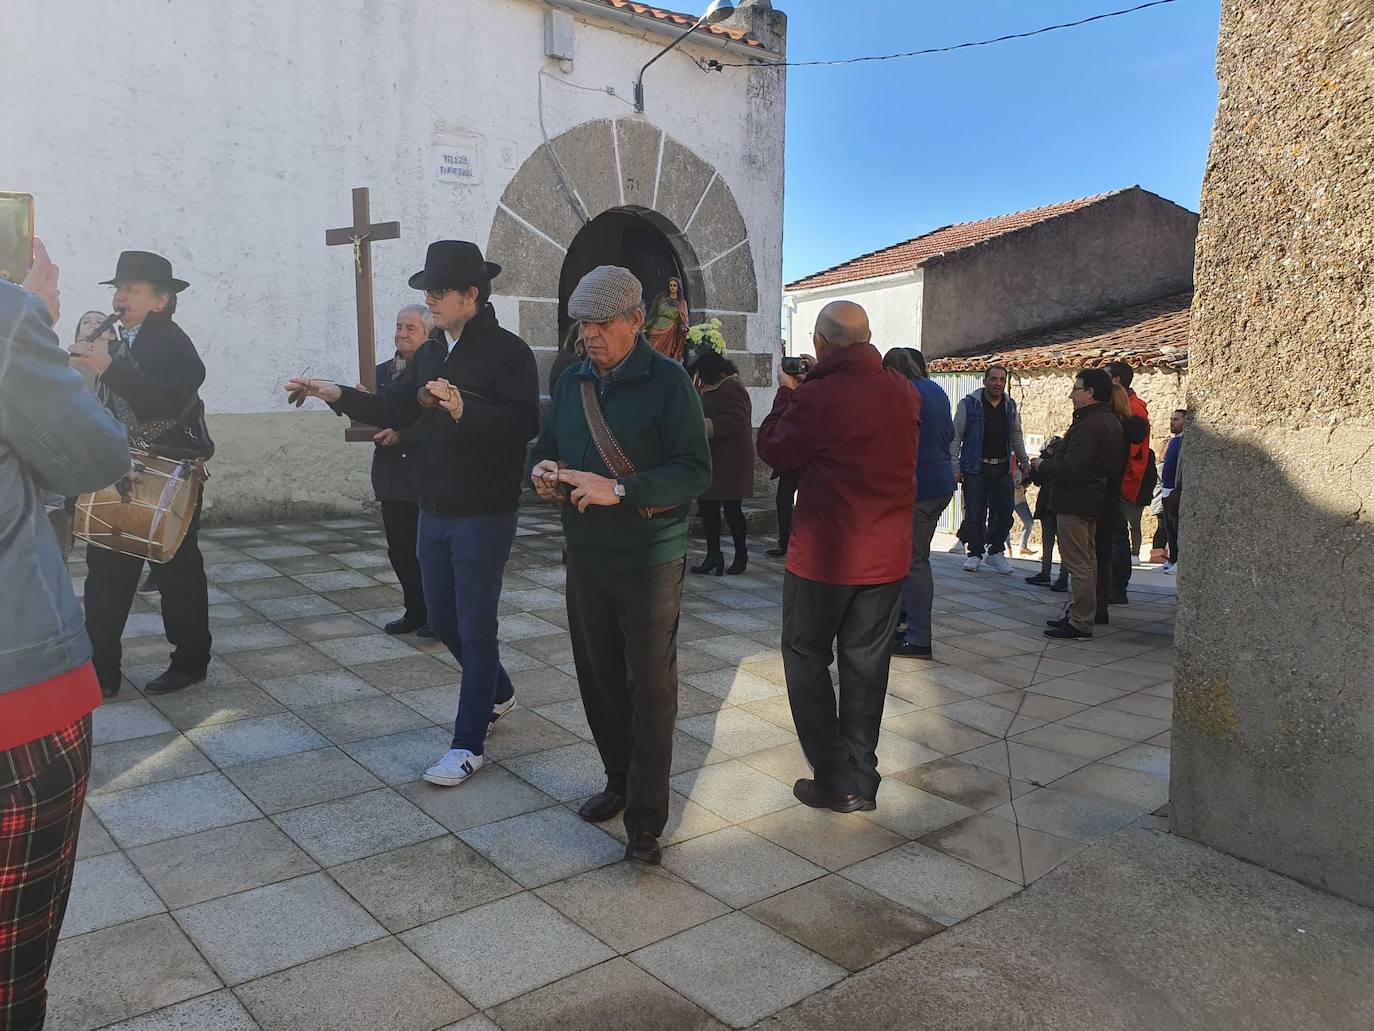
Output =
[
  {"x1": 926, "y1": 292, "x2": 1193, "y2": 374},
  {"x1": 785, "y1": 189, "x2": 1130, "y2": 292},
  {"x1": 586, "y1": 0, "x2": 766, "y2": 47}
]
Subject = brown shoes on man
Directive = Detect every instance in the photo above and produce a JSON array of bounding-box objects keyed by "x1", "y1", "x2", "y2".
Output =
[
  {"x1": 625, "y1": 831, "x2": 662, "y2": 865},
  {"x1": 792, "y1": 778, "x2": 876, "y2": 814}
]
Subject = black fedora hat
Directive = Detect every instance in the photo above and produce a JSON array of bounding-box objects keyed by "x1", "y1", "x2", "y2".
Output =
[
  {"x1": 408, "y1": 241, "x2": 501, "y2": 292},
  {"x1": 99, "y1": 250, "x2": 189, "y2": 292}
]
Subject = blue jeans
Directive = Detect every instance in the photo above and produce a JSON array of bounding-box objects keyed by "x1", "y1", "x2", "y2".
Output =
[
  {"x1": 961, "y1": 466, "x2": 1014, "y2": 558},
  {"x1": 901, "y1": 494, "x2": 952, "y2": 647},
  {"x1": 417, "y1": 510, "x2": 517, "y2": 753}
]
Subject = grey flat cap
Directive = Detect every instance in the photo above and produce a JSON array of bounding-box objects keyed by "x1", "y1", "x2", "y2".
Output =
[{"x1": 568, "y1": 265, "x2": 644, "y2": 322}]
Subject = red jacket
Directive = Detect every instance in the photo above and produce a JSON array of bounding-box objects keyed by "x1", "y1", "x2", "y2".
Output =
[
  {"x1": 1120, "y1": 389, "x2": 1151, "y2": 503},
  {"x1": 757, "y1": 343, "x2": 920, "y2": 585}
]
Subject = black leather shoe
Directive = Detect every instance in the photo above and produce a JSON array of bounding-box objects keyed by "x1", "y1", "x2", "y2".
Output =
[
  {"x1": 625, "y1": 831, "x2": 662, "y2": 866},
  {"x1": 1025, "y1": 572, "x2": 1051, "y2": 585},
  {"x1": 416, "y1": 624, "x2": 438, "y2": 639},
  {"x1": 765, "y1": 546, "x2": 787, "y2": 557},
  {"x1": 726, "y1": 551, "x2": 748, "y2": 575},
  {"x1": 100, "y1": 682, "x2": 121, "y2": 700},
  {"x1": 1046, "y1": 617, "x2": 1071, "y2": 629},
  {"x1": 793, "y1": 778, "x2": 876, "y2": 813},
  {"x1": 1049, "y1": 579, "x2": 1069, "y2": 593},
  {"x1": 892, "y1": 641, "x2": 933, "y2": 659},
  {"x1": 578, "y1": 789, "x2": 626, "y2": 823},
  {"x1": 144, "y1": 667, "x2": 206, "y2": 696},
  {"x1": 1044, "y1": 624, "x2": 1092, "y2": 640},
  {"x1": 384, "y1": 616, "x2": 424, "y2": 635},
  {"x1": 691, "y1": 552, "x2": 724, "y2": 576}
]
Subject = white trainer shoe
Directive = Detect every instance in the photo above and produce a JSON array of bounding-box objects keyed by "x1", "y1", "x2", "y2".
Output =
[
  {"x1": 984, "y1": 553, "x2": 1013, "y2": 575},
  {"x1": 962, "y1": 556, "x2": 982, "y2": 573},
  {"x1": 488, "y1": 696, "x2": 518, "y2": 731},
  {"x1": 1161, "y1": 562, "x2": 1177, "y2": 575},
  {"x1": 423, "y1": 748, "x2": 483, "y2": 787},
  {"x1": 948, "y1": 542, "x2": 966, "y2": 554}
]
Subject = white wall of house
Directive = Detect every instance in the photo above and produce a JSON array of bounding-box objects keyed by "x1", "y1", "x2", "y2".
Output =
[
  {"x1": 2, "y1": 0, "x2": 786, "y2": 518},
  {"x1": 785, "y1": 271, "x2": 923, "y2": 357}
]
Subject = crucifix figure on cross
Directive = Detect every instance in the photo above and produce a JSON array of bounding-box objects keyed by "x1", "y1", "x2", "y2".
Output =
[{"x1": 326, "y1": 187, "x2": 400, "y2": 440}]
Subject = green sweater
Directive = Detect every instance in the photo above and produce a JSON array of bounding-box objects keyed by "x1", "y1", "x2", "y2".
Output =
[{"x1": 529, "y1": 338, "x2": 712, "y2": 571}]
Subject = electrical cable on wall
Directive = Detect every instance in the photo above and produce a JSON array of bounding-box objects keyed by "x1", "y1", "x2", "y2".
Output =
[{"x1": 700, "y1": 0, "x2": 1183, "y2": 70}]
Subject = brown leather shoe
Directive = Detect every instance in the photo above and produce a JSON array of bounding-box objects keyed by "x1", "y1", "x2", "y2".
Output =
[
  {"x1": 625, "y1": 831, "x2": 662, "y2": 865},
  {"x1": 577, "y1": 789, "x2": 626, "y2": 823},
  {"x1": 792, "y1": 778, "x2": 876, "y2": 813}
]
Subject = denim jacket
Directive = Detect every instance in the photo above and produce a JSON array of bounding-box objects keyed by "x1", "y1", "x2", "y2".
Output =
[
  {"x1": 951, "y1": 388, "x2": 1029, "y2": 477},
  {"x1": 0, "y1": 281, "x2": 131, "y2": 696}
]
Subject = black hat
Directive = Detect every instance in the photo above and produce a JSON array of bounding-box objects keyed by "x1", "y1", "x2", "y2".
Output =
[
  {"x1": 408, "y1": 241, "x2": 501, "y2": 292},
  {"x1": 99, "y1": 251, "x2": 189, "y2": 292}
]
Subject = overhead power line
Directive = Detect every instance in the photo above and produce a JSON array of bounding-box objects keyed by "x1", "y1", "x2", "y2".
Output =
[{"x1": 703, "y1": 0, "x2": 1183, "y2": 69}]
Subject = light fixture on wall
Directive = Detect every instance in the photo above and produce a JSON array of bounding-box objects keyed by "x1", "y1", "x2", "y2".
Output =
[{"x1": 633, "y1": 1, "x2": 736, "y2": 113}]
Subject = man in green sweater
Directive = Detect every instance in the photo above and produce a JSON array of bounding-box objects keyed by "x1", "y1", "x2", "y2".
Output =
[{"x1": 530, "y1": 265, "x2": 711, "y2": 866}]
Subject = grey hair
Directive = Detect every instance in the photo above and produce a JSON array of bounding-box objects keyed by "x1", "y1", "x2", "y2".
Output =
[{"x1": 398, "y1": 304, "x2": 434, "y2": 330}]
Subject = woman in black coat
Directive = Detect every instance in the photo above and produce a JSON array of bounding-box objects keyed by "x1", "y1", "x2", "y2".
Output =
[
  {"x1": 1025, "y1": 436, "x2": 1067, "y2": 589},
  {"x1": 688, "y1": 351, "x2": 754, "y2": 575}
]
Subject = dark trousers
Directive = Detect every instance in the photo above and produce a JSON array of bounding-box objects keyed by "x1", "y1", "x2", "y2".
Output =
[
  {"x1": 417, "y1": 511, "x2": 516, "y2": 754},
  {"x1": 1038, "y1": 512, "x2": 1059, "y2": 576},
  {"x1": 775, "y1": 470, "x2": 800, "y2": 549},
  {"x1": 566, "y1": 558, "x2": 684, "y2": 837},
  {"x1": 381, "y1": 500, "x2": 427, "y2": 623},
  {"x1": 1110, "y1": 499, "x2": 1133, "y2": 592},
  {"x1": 699, "y1": 499, "x2": 747, "y2": 557},
  {"x1": 0, "y1": 717, "x2": 91, "y2": 1031},
  {"x1": 901, "y1": 494, "x2": 952, "y2": 647},
  {"x1": 1163, "y1": 493, "x2": 1181, "y2": 562},
  {"x1": 782, "y1": 572, "x2": 903, "y2": 800},
  {"x1": 962, "y1": 465, "x2": 1014, "y2": 559},
  {"x1": 85, "y1": 501, "x2": 211, "y2": 694}
]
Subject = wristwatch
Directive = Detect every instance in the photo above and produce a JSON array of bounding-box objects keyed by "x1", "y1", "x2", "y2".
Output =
[{"x1": 613, "y1": 481, "x2": 626, "y2": 499}]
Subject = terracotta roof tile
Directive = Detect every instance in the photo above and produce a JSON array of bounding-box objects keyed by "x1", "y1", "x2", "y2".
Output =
[
  {"x1": 926, "y1": 292, "x2": 1193, "y2": 374},
  {"x1": 785, "y1": 190, "x2": 1130, "y2": 292},
  {"x1": 588, "y1": 0, "x2": 765, "y2": 47}
]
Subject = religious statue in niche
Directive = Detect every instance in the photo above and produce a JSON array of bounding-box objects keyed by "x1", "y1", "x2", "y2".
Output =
[{"x1": 646, "y1": 276, "x2": 690, "y2": 361}]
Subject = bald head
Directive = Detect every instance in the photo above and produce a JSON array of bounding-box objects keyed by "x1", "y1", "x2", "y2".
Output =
[{"x1": 814, "y1": 301, "x2": 871, "y2": 351}]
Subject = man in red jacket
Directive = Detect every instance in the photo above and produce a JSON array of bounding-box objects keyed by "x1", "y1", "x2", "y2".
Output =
[
  {"x1": 1106, "y1": 361, "x2": 1150, "y2": 603},
  {"x1": 757, "y1": 301, "x2": 920, "y2": 813}
]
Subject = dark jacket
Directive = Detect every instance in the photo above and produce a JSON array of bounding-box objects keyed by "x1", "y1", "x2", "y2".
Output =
[
  {"x1": 913, "y1": 377, "x2": 956, "y2": 501},
  {"x1": 99, "y1": 310, "x2": 211, "y2": 457},
  {"x1": 1, "y1": 282, "x2": 130, "y2": 698},
  {"x1": 952, "y1": 387, "x2": 1029, "y2": 476},
  {"x1": 756, "y1": 342, "x2": 919, "y2": 586},
  {"x1": 529, "y1": 337, "x2": 712, "y2": 572},
  {"x1": 369, "y1": 355, "x2": 425, "y2": 503},
  {"x1": 331, "y1": 305, "x2": 540, "y2": 517},
  {"x1": 549, "y1": 350, "x2": 582, "y2": 396},
  {"x1": 701, "y1": 375, "x2": 754, "y2": 501},
  {"x1": 1035, "y1": 402, "x2": 1124, "y2": 518}
]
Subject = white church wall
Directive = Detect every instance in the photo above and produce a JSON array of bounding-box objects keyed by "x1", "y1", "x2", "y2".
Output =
[
  {"x1": 2, "y1": 0, "x2": 785, "y2": 520},
  {"x1": 786, "y1": 270, "x2": 924, "y2": 357}
]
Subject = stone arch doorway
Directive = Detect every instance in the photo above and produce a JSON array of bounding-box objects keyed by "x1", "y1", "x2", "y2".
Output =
[{"x1": 557, "y1": 207, "x2": 693, "y2": 343}]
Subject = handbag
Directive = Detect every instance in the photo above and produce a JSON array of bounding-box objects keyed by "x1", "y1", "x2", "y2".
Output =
[{"x1": 579, "y1": 379, "x2": 678, "y2": 519}]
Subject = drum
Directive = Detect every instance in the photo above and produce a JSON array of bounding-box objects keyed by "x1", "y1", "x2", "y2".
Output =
[{"x1": 74, "y1": 450, "x2": 206, "y2": 563}]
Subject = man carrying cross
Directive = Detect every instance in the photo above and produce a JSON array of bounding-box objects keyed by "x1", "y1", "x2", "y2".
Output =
[{"x1": 287, "y1": 241, "x2": 540, "y2": 786}]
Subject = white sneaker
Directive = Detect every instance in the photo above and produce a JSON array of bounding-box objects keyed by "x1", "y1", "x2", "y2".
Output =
[
  {"x1": 984, "y1": 553, "x2": 1013, "y2": 575},
  {"x1": 423, "y1": 748, "x2": 483, "y2": 787},
  {"x1": 948, "y1": 542, "x2": 966, "y2": 554},
  {"x1": 1131, "y1": 557, "x2": 1143, "y2": 567},
  {"x1": 961, "y1": 556, "x2": 981, "y2": 573},
  {"x1": 488, "y1": 696, "x2": 518, "y2": 731},
  {"x1": 1161, "y1": 562, "x2": 1176, "y2": 575}
]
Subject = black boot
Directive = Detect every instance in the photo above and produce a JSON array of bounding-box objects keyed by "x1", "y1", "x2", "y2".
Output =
[
  {"x1": 691, "y1": 552, "x2": 725, "y2": 576},
  {"x1": 726, "y1": 549, "x2": 748, "y2": 575}
]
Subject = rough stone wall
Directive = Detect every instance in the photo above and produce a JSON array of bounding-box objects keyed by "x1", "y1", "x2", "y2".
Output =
[{"x1": 1171, "y1": 0, "x2": 1374, "y2": 905}]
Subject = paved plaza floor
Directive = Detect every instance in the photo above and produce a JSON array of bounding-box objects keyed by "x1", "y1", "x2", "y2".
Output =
[{"x1": 51, "y1": 513, "x2": 1180, "y2": 1030}]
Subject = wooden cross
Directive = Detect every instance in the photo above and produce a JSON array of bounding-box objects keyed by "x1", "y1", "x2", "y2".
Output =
[{"x1": 326, "y1": 187, "x2": 400, "y2": 441}]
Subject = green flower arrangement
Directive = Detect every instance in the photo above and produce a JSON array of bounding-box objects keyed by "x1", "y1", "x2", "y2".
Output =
[{"x1": 685, "y1": 319, "x2": 727, "y2": 365}]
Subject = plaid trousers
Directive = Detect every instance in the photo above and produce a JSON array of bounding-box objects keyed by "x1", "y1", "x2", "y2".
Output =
[{"x1": 0, "y1": 717, "x2": 92, "y2": 1031}]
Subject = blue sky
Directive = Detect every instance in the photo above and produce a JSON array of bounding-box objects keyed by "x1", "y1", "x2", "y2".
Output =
[{"x1": 778, "y1": 0, "x2": 1223, "y2": 283}]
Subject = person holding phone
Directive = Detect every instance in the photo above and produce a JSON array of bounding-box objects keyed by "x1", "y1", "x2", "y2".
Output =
[
  {"x1": 1, "y1": 241, "x2": 132, "y2": 1031},
  {"x1": 69, "y1": 251, "x2": 214, "y2": 698}
]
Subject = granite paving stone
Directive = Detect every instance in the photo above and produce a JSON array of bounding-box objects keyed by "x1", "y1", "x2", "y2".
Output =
[
  {"x1": 742, "y1": 804, "x2": 905, "y2": 871},
  {"x1": 1050, "y1": 761, "x2": 1171, "y2": 811},
  {"x1": 507, "y1": 665, "x2": 582, "y2": 706},
  {"x1": 842, "y1": 841, "x2": 1022, "y2": 925},
  {"x1": 881, "y1": 710, "x2": 999, "y2": 755},
  {"x1": 1101, "y1": 741, "x2": 1172, "y2": 778},
  {"x1": 60, "y1": 853, "x2": 166, "y2": 937},
  {"x1": 862, "y1": 778, "x2": 979, "y2": 839},
  {"x1": 127, "y1": 817, "x2": 318, "y2": 908},
  {"x1": 295, "y1": 695, "x2": 432, "y2": 744},
  {"x1": 96, "y1": 990, "x2": 259, "y2": 1031},
  {"x1": 328, "y1": 835, "x2": 520, "y2": 932},
  {"x1": 145, "y1": 680, "x2": 285, "y2": 729},
  {"x1": 275, "y1": 611, "x2": 378, "y2": 642},
  {"x1": 986, "y1": 787, "x2": 1145, "y2": 843},
  {"x1": 92, "y1": 699, "x2": 176, "y2": 744},
  {"x1": 88, "y1": 732, "x2": 213, "y2": 796},
  {"x1": 235, "y1": 937, "x2": 472, "y2": 1031},
  {"x1": 271, "y1": 787, "x2": 444, "y2": 866},
  {"x1": 662, "y1": 826, "x2": 827, "y2": 907},
  {"x1": 957, "y1": 740, "x2": 1092, "y2": 785},
  {"x1": 340, "y1": 725, "x2": 454, "y2": 784},
  {"x1": 393, "y1": 683, "x2": 463, "y2": 725},
  {"x1": 458, "y1": 804, "x2": 625, "y2": 887},
  {"x1": 222, "y1": 746, "x2": 383, "y2": 814},
  {"x1": 174, "y1": 872, "x2": 385, "y2": 984},
  {"x1": 45, "y1": 915, "x2": 222, "y2": 1031},
  {"x1": 631, "y1": 912, "x2": 845, "y2": 1029},
  {"x1": 185, "y1": 712, "x2": 328, "y2": 766},
  {"x1": 401, "y1": 893, "x2": 615, "y2": 1008},
  {"x1": 536, "y1": 862, "x2": 731, "y2": 953},
  {"x1": 351, "y1": 653, "x2": 457, "y2": 692},
  {"x1": 88, "y1": 771, "x2": 260, "y2": 848},
  {"x1": 1103, "y1": 689, "x2": 1175, "y2": 720},
  {"x1": 1011, "y1": 723, "x2": 1137, "y2": 761},
  {"x1": 1059, "y1": 705, "x2": 1173, "y2": 741},
  {"x1": 490, "y1": 957, "x2": 723, "y2": 1031},
  {"x1": 745, "y1": 875, "x2": 945, "y2": 972},
  {"x1": 686, "y1": 667, "x2": 788, "y2": 704},
  {"x1": 894, "y1": 757, "x2": 1035, "y2": 811},
  {"x1": 255, "y1": 668, "x2": 380, "y2": 708},
  {"x1": 920, "y1": 812, "x2": 1087, "y2": 884},
  {"x1": 292, "y1": 569, "x2": 379, "y2": 592},
  {"x1": 739, "y1": 739, "x2": 811, "y2": 786},
  {"x1": 75, "y1": 807, "x2": 118, "y2": 860},
  {"x1": 246, "y1": 593, "x2": 343, "y2": 620},
  {"x1": 398, "y1": 764, "x2": 555, "y2": 832},
  {"x1": 598, "y1": 790, "x2": 731, "y2": 848},
  {"x1": 224, "y1": 644, "x2": 339, "y2": 681},
  {"x1": 502, "y1": 741, "x2": 611, "y2": 800},
  {"x1": 311, "y1": 633, "x2": 421, "y2": 666},
  {"x1": 677, "y1": 708, "x2": 797, "y2": 756},
  {"x1": 208, "y1": 623, "x2": 300, "y2": 653}
]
